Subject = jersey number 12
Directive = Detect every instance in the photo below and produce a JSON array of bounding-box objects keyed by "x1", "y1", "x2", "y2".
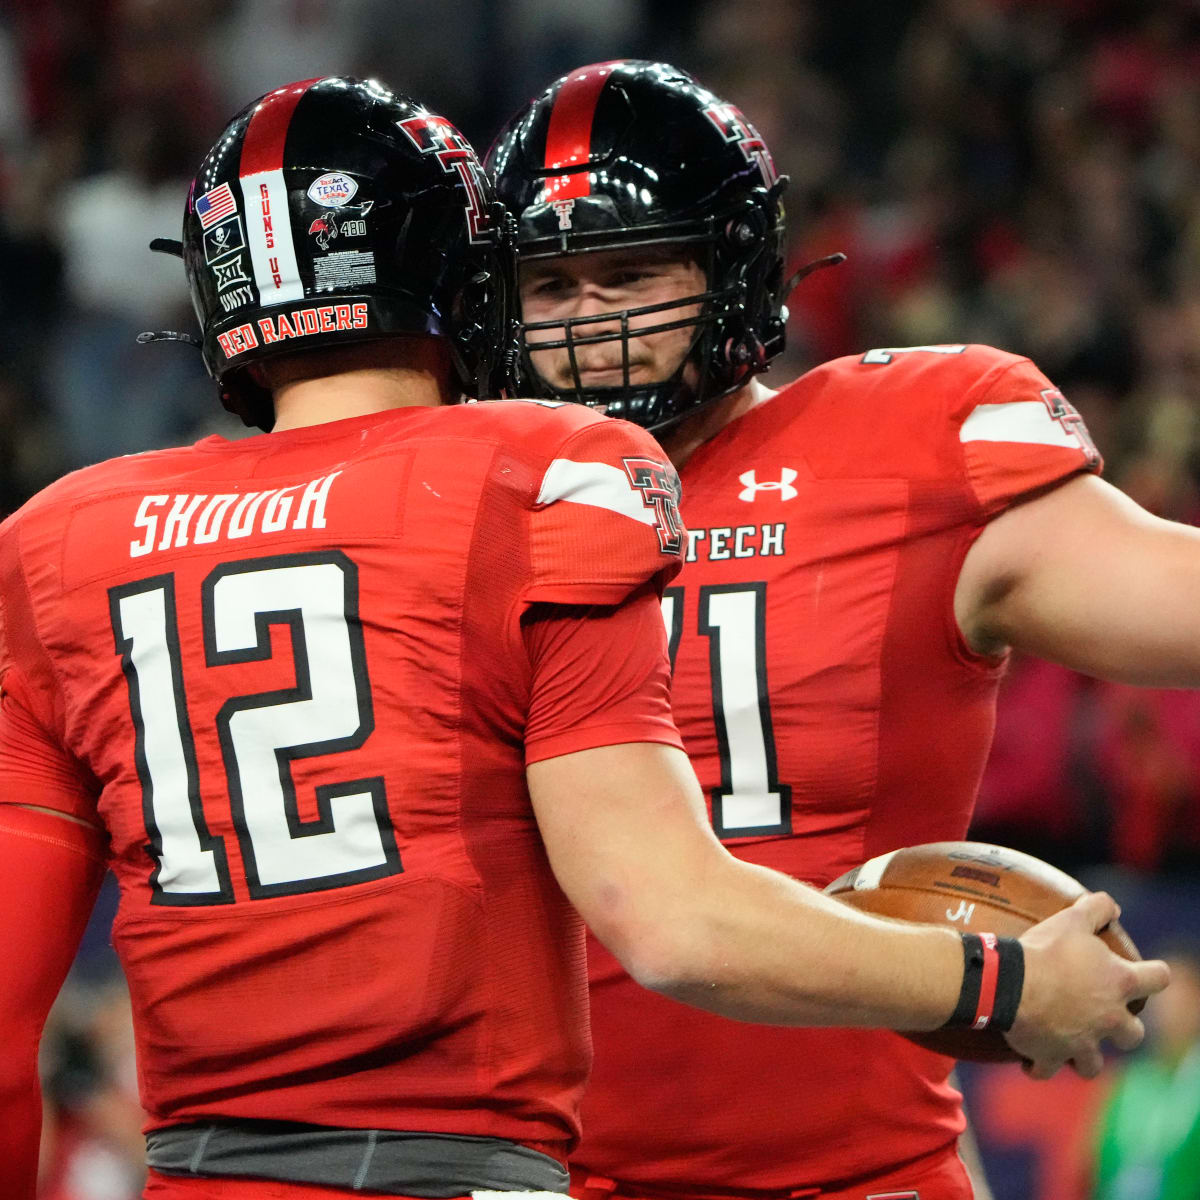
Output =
[{"x1": 110, "y1": 551, "x2": 401, "y2": 905}]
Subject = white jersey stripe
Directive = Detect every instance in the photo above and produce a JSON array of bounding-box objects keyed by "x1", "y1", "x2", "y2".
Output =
[
  {"x1": 536, "y1": 458, "x2": 655, "y2": 526},
  {"x1": 240, "y1": 169, "x2": 304, "y2": 306},
  {"x1": 960, "y1": 400, "x2": 1077, "y2": 449}
]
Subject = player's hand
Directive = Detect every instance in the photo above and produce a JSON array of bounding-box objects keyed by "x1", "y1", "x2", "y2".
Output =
[{"x1": 1005, "y1": 891, "x2": 1170, "y2": 1078}]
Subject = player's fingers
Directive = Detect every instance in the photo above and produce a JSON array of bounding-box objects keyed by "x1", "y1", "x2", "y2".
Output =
[
  {"x1": 1127, "y1": 957, "x2": 1171, "y2": 1000},
  {"x1": 1023, "y1": 1056, "x2": 1063, "y2": 1081},
  {"x1": 1109, "y1": 1013, "x2": 1146, "y2": 1054},
  {"x1": 1074, "y1": 889, "x2": 1119, "y2": 933},
  {"x1": 1069, "y1": 1044, "x2": 1104, "y2": 1080}
]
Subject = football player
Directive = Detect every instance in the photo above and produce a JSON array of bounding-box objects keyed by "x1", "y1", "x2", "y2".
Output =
[
  {"x1": 0, "y1": 76, "x2": 1164, "y2": 1200},
  {"x1": 489, "y1": 59, "x2": 1192, "y2": 1200}
]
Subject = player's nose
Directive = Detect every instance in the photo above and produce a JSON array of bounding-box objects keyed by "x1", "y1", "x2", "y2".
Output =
[{"x1": 574, "y1": 285, "x2": 623, "y2": 326}]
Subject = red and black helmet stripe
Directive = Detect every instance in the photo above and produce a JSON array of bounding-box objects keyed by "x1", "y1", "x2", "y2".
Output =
[
  {"x1": 541, "y1": 61, "x2": 621, "y2": 205},
  {"x1": 236, "y1": 77, "x2": 325, "y2": 306},
  {"x1": 239, "y1": 76, "x2": 325, "y2": 175}
]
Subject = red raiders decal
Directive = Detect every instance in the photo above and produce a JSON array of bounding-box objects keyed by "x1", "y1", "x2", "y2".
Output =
[
  {"x1": 256, "y1": 302, "x2": 369, "y2": 344},
  {"x1": 216, "y1": 322, "x2": 261, "y2": 360},
  {"x1": 703, "y1": 103, "x2": 778, "y2": 187},
  {"x1": 397, "y1": 115, "x2": 490, "y2": 243},
  {"x1": 215, "y1": 303, "x2": 367, "y2": 360},
  {"x1": 623, "y1": 457, "x2": 684, "y2": 555}
]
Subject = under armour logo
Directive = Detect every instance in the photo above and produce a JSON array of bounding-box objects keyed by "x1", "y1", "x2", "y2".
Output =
[{"x1": 738, "y1": 469, "x2": 798, "y2": 502}]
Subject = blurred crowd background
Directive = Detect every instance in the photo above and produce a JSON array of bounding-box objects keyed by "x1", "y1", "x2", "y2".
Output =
[{"x1": 5, "y1": 0, "x2": 1200, "y2": 1196}]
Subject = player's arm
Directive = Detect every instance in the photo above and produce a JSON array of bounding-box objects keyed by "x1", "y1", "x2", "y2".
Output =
[
  {"x1": 528, "y1": 740, "x2": 1163, "y2": 1075},
  {"x1": 957, "y1": 472, "x2": 1200, "y2": 683},
  {"x1": 0, "y1": 806, "x2": 105, "y2": 1200},
  {"x1": 0, "y1": 684, "x2": 107, "y2": 1200},
  {"x1": 522, "y1": 588, "x2": 1168, "y2": 1077},
  {"x1": 530, "y1": 739, "x2": 967, "y2": 1027}
]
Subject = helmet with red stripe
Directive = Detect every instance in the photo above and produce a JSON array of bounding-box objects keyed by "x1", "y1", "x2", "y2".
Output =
[
  {"x1": 175, "y1": 76, "x2": 518, "y2": 430},
  {"x1": 487, "y1": 60, "x2": 803, "y2": 431}
]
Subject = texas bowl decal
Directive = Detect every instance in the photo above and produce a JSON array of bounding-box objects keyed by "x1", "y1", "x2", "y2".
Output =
[{"x1": 307, "y1": 172, "x2": 358, "y2": 207}]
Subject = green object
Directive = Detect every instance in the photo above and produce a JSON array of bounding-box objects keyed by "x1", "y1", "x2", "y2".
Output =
[{"x1": 1093, "y1": 1046, "x2": 1200, "y2": 1200}]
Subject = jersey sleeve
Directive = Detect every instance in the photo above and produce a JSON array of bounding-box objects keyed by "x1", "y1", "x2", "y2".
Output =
[
  {"x1": 0, "y1": 678, "x2": 99, "y2": 820},
  {"x1": 0, "y1": 521, "x2": 100, "y2": 821},
  {"x1": 956, "y1": 352, "x2": 1103, "y2": 518},
  {"x1": 522, "y1": 582, "x2": 683, "y2": 765},
  {"x1": 524, "y1": 417, "x2": 685, "y2": 605}
]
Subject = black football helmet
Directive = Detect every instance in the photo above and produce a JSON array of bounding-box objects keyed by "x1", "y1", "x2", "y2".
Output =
[
  {"x1": 163, "y1": 76, "x2": 518, "y2": 430},
  {"x1": 488, "y1": 60, "x2": 836, "y2": 431}
]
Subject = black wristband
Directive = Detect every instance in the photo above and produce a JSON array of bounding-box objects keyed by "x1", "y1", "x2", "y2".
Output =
[
  {"x1": 942, "y1": 932, "x2": 1025, "y2": 1032},
  {"x1": 944, "y1": 933, "x2": 985, "y2": 1029}
]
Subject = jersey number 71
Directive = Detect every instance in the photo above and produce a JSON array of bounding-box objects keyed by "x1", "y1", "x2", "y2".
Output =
[{"x1": 662, "y1": 582, "x2": 792, "y2": 839}]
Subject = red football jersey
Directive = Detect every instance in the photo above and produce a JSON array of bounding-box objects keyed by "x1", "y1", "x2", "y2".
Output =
[
  {"x1": 0, "y1": 399, "x2": 685, "y2": 1161},
  {"x1": 576, "y1": 345, "x2": 1102, "y2": 1191}
]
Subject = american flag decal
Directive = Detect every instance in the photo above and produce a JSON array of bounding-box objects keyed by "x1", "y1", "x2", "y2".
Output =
[{"x1": 196, "y1": 182, "x2": 237, "y2": 229}]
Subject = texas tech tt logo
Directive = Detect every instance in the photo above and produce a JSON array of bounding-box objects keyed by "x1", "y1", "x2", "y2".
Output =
[
  {"x1": 1040, "y1": 388, "x2": 1101, "y2": 467},
  {"x1": 704, "y1": 103, "x2": 778, "y2": 187},
  {"x1": 624, "y1": 458, "x2": 684, "y2": 555},
  {"x1": 738, "y1": 468, "x2": 798, "y2": 502},
  {"x1": 397, "y1": 114, "x2": 490, "y2": 243},
  {"x1": 551, "y1": 198, "x2": 576, "y2": 229}
]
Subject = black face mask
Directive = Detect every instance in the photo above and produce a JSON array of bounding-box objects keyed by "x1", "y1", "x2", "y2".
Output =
[{"x1": 490, "y1": 60, "x2": 845, "y2": 430}]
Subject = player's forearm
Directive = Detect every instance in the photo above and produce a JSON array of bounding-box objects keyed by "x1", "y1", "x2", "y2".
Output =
[
  {"x1": 627, "y1": 852, "x2": 963, "y2": 1029},
  {"x1": 532, "y1": 744, "x2": 963, "y2": 1029}
]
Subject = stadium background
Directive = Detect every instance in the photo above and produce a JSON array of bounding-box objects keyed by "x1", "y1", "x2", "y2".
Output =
[{"x1": 3, "y1": 0, "x2": 1200, "y2": 1195}]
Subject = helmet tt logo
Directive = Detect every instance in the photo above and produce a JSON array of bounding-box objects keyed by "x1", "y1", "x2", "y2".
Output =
[
  {"x1": 551, "y1": 199, "x2": 575, "y2": 230},
  {"x1": 397, "y1": 114, "x2": 491, "y2": 243},
  {"x1": 703, "y1": 104, "x2": 778, "y2": 188}
]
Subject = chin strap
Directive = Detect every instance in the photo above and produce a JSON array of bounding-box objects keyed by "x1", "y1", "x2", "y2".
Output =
[
  {"x1": 140, "y1": 238, "x2": 202, "y2": 348},
  {"x1": 781, "y1": 251, "x2": 847, "y2": 301},
  {"x1": 149, "y1": 237, "x2": 184, "y2": 258},
  {"x1": 136, "y1": 329, "x2": 202, "y2": 347}
]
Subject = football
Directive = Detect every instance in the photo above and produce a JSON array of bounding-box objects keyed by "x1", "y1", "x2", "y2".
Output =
[{"x1": 824, "y1": 841, "x2": 1144, "y2": 1062}]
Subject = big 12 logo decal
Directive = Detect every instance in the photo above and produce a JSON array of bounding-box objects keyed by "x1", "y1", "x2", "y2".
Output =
[
  {"x1": 397, "y1": 114, "x2": 490, "y2": 243},
  {"x1": 703, "y1": 103, "x2": 778, "y2": 188}
]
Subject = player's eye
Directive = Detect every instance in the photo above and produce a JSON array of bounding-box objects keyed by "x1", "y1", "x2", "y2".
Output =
[
  {"x1": 605, "y1": 270, "x2": 652, "y2": 288},
  {"x1": 523, "y1": 276, "x2": 573, "y2": 299}
]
